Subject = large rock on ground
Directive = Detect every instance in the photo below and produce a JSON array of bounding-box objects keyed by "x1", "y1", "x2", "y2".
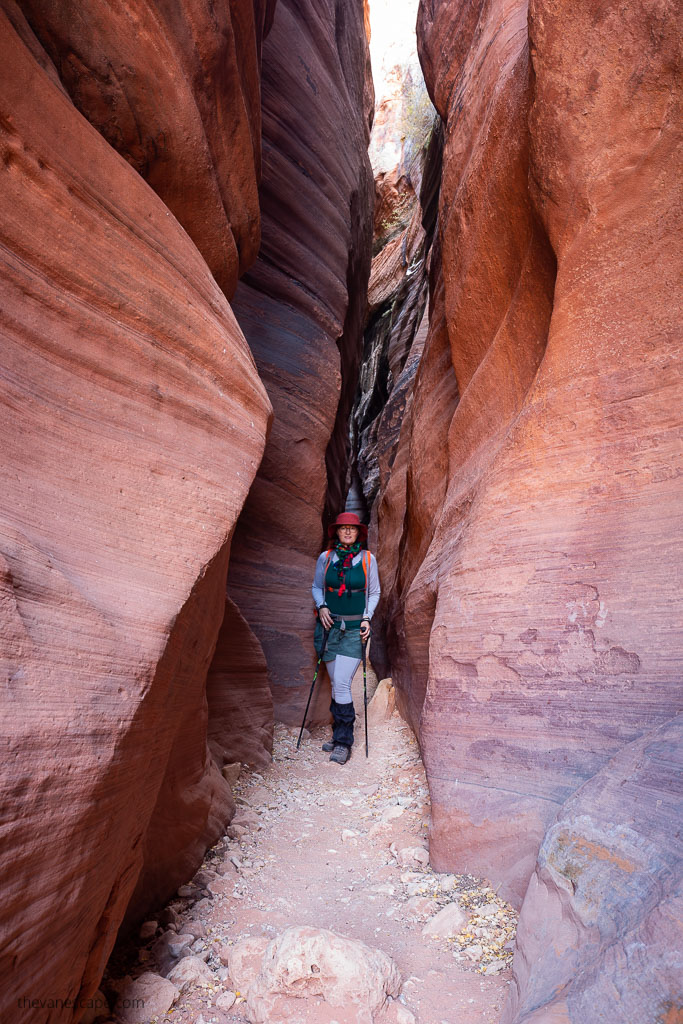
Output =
[
  {"x1": 12, "y1": 0, "x2": 278, "y2": 297},
  {"x1": 223, "y1": 0, "x2": 374, "y2": 724},
  {"x1": 0, "y1": 7, "x2": 271, "y2": 1020},
  {"x1": 378, "y1": 0, "x2": 682, "y2": 908},
  {"x1": 503, "y1": 717, "x2": 683, "y2": 1023},
  {"x1": 231, "y1": 926, "x2": 402, "y2": 1024}
]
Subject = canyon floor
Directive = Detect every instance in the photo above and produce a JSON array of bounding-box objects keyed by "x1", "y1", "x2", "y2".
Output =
[{"x1": 105, "y1": 670, "x2": 515, "y2": 1024}]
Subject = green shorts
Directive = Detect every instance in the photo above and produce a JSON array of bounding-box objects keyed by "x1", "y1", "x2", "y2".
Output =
[{"x1": 314, "y1": 618, "x2": 363, "y2": 661}]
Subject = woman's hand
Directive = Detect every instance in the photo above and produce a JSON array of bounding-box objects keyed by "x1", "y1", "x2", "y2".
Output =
[
  {"x1": 360, "y1": 618, "x2": 371, "y2": 642},
  {"x1": 318, "y1": 606, "x2": 334, "y2": 630}
]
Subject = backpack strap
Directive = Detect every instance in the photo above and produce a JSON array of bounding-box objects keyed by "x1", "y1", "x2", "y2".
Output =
[{"x1": 362, "y1": 551, "x2": 371, "y2": 617}]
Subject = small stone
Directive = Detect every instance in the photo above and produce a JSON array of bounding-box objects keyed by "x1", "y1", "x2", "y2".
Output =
[
  {"x1": 405, "y1": 896, "x2": 434, "y2": 921},
  {"x1": 184, "y1": 919, "x2": 207, "y2": 939},
  {"x1": 167, "y1": 933, "x2": 195, "y2": 958},
  {"x1": 232, "y1": 808, "x2": 260, "y2": 828},
  {"x1": 476, "y1": 902, "x2": 502, "y2": 918},
  {"x1": 438, "y1": 874, "x2": 457, "y2": 892},
  {"x1": 216, "y1": 990, "x2": 237, "y2": 1010},
  {"x1": 422, "y1": 902, "x2": 470, "y2": 940},
  {"x1": 159, "y1": 907, "x2": 181, "y2": 927},
  {"x1": 381, "y1": 805, "x2": 405, "y2": 823},
  {"x1": 177, "y1": 884, "x2": 197, "y2": 899},
  {"x1": 484, "y1": 961, "x2": 505, "y2": 975},
  {"x1": 139, "y1": 920, "x2": 158, "y2": 941},
  {"x1": 221, "y1": 762, "x2": 242, "y2": 786},
  {"x1": 194, "y1": 868, "x2": 217, "y2": 888},
  {"x1": 167, "y1": 955, "x2": 215, "y2": 991},
  {"x1": 464, "y1": 943, "x2": 484, "y2": 959},
  {"x1": 226, "y1": 822, "x2": 248, "y2": 840},
  {"x1": 397, "y1": 846, "x2": 430, "y2": 869},
  {"x1": 114, "y1": 973, "x2": 178, "y2": 1023}
]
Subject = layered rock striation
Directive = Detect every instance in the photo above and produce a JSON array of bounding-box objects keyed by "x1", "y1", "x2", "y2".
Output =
[
  {"x1": 352, "y1": 0, "x2": 683, "y2": 968},
  {"x1": 12, "y1": 0, "x2": 278, "y2": 297},
  {"x1": 0, "y1": 2, "x2": 273, "y2": 1019},
  {"x1": 223, "y1": 0, "x2": 374, "y2": 724},
  {"x1": 377, "y1": 0, "x2": 681, "y2": 900},
  {"x1": 359, "y1": 0, "x2": 682, "y2": 1016}
]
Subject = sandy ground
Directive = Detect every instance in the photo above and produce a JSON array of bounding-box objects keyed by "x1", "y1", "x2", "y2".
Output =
[{"x1": 105, "y1": 671, "x2": 515, "y2": 1024}]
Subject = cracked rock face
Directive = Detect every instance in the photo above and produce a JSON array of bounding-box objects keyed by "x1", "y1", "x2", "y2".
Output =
[{"x1": 502, "y1": 716, "x2": 683, "y2": 1023}]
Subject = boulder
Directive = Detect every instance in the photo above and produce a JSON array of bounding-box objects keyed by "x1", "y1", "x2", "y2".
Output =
[
  {"x1": 114, "y1": 973, "x2": 179, "y2": 1024},
  {"x1": 227, "y1": 935, "x2": 271, "y2": 993},
  {"x1": 502, "y1": 717, "x2": 683, "y2": 1023},
  {"x1": 421, "y1": 902, "x2": 469, "y2": 940},
  {"x1": 167, "y1": 956, "x2": 215, "y2": 993},
  {"x1": 244, "y1": 926, "x2": 402, "y2": 1024}
]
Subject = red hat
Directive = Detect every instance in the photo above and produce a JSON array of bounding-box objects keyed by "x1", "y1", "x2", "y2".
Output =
[{"x1": 327, "y1": 511, "x2": 368, "y2": 544}]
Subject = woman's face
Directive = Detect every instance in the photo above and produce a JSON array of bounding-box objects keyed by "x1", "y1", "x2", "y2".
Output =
[{"x1": 337, "y1": 524, "x2": 359, "y2": 545}]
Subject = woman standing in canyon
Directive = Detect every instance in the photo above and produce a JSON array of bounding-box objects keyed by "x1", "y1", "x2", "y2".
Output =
[{"x1": 312, "y1": 512, "x2": 381, "y2": 764}]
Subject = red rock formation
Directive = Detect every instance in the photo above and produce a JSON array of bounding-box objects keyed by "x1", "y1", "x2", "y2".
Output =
[
  {"x1": 0, "y1": 5, "x2": 271, "y2": 1019},
  {"x1": 223, "y1": 0, "x2": 374, "y2": 724},
  {"x1": 502, "y1": 716, "x2": 683, "y2": 1023},
  {"x1": 13, "y1": 0, "x2": 278, "y2": 297},
  {"x1": 206, "y1": 596, "x2": 274, "y2": 770},
  {"x1": 375, "y1": 0, "x2": 682, "y2": 914}
]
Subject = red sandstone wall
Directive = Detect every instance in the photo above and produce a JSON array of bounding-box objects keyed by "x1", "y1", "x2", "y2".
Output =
[
  {"x1": 223, "y1": 0, "x2": 375, "y2": 725},
  {"x1": 13, "y1": 0, "x2": 278, "y2": 297},
  {"x1": 0, "y1": 3, "x2": 272, "y2": 1019},
  {"x1": 375, "y1": 0, "x2": 682, "y2": 909},
  {"x1": 373, "y1": 0, "x2": 682, "y2": 1015}
]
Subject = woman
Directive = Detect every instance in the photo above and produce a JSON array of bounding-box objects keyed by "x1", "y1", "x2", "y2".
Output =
[{"x1": 311, "y1": 511, "x2": 381, "y2": 764}]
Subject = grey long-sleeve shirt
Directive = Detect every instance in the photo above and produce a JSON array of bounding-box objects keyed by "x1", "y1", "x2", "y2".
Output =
[{"x1": 312, "y1": 550, "x2": 381, "y2": 619}]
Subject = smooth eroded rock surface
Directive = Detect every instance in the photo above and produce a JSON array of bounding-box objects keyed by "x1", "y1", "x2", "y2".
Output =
[
  {"x1": 13, "y1": 0, "x2": 278, "y2": 296},
  {"x1": 224, "y1": 0, "x2": 374, "y2": 724},
  {"x1": 503, "y1": 717, "x2": 683, "y2": 1023},
  {"x1": 373, "y1": 0, "x2": 682, "y2": 909},
  {"x1": 0, "y1": 6, "x2": 271, "y2": 1019}
]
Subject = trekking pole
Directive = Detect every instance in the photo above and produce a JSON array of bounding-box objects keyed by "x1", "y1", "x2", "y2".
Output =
[
  {"x1": 362, "y1": 637, "x2": 369, "y2": 757},
  {"x1": 297, "y1": 628, "x2": 330, "y2": 749}
]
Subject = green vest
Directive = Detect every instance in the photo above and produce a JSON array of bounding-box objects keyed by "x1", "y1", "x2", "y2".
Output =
[{"x1": 324, "y1": 554, "x2": 366, "y2": 620}]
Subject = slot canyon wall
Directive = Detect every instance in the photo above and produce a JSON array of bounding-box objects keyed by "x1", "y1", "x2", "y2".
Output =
[
  {"x1": 358, "y1": 0, "x2": 682, "y2": 1018},
  {"x1": 0, "y1": 0, "x2": 275, "y2": 1019},
  {"x1": 222, "y1": 0, "x2": 374, "y2": 725},
  {"x1": 1, "y1": 0, "x2": 377, "y2": 1016}
]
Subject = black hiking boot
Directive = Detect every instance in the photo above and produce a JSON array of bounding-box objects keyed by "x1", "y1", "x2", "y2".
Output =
[
  {"x1": 329, "y1": 744, "x2": 351, "y2": 765},
  {"x1": 321, "y1": 740, "x2": 335, "y2": 752}
]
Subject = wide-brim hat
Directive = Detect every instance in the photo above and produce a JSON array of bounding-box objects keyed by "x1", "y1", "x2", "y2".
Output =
[{"x1": 327, "y1": 511, "x2": 368, "y2": 544}]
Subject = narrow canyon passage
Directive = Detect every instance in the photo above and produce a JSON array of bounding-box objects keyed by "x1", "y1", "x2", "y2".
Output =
[
  {"x1": 103, "y1": 673, "x2": 515, "y2": 1024},
  {"x1": 1, "y1": 1, "x2": 680, "y2": 1023}
]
